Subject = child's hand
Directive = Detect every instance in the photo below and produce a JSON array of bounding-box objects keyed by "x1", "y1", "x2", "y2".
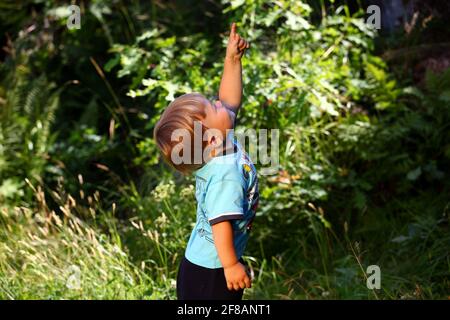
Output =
[
  {"x1": 224, "y1": 261, "x2": 252, "y2": 291},
  {"x1": 226, "y1": 22, "x2": 250, "y2": 62}
]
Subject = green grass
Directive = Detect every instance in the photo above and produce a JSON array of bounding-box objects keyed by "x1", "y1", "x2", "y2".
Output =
[
  {"x1": 1, "y1": 178, "x2": 447, "y2": 300},
  {"x1": 0, "y1": 180, "x2": 162, "y2": 299}
]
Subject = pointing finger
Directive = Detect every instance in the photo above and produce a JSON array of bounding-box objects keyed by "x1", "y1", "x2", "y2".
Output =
[
  {"x1": 234, "y1": 33, "x2": 240, "y2": 44},
  {"x1": 230, "y1": 22, "x2": 237, "y2": 38}
]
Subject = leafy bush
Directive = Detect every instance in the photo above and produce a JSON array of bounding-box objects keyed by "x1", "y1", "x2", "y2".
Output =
[{"x1": 0, "y1": 0, "x2": 448, "y2": 299}]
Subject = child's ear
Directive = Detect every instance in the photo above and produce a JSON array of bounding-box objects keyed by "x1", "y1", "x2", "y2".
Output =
[{"x1": 204, "y1": 128, "x2": 223, "y2": 147}]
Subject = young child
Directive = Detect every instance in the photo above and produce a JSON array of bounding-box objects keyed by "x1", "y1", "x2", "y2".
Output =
[{"x1": 154, "y1": 23, "x2": 258, "y2": 300}]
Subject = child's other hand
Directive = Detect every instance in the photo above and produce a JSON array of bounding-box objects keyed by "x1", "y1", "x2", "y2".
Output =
[
  {"x1": 224, "y1": 261, "x2": 252, "y2": 291},
  {"x1": 226, "y1": 22, "x2": 250, "y2": 62}
]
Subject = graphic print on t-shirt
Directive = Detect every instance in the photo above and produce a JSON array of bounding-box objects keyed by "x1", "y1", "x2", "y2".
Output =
[
  {"x1": 239, "y1": 151, "x2": 259, "y2": 233},
  {"x1": 197, "y1": 214, "x2": 215, "y2": 244}
]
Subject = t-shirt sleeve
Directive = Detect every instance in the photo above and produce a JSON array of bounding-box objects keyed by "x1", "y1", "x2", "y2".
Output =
[
  {"x1": 204, "y1": 179, "x2": 245, "y2": 225},
  {"x1": 222, "y1": 100, "x2": 238, "y2": 124}
]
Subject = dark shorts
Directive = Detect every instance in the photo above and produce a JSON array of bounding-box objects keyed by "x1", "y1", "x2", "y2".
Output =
[{"x1": 176, "y1": 256, "x2": 246, "y2": 300}]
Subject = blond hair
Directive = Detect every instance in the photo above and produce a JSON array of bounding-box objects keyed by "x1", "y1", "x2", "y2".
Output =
[{"x1": 153, "y1": 93, "x2": 209, "y2": 174}]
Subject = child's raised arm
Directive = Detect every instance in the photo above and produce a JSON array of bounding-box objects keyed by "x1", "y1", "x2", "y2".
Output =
[{"x1": 218, "y1": 22, "x2": 250, "y2": 114}]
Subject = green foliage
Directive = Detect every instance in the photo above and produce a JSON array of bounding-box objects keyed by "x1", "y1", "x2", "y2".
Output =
[
  {"x1": 0, "y1": 0, "x2": 448, "y2": 299},
  {"x1": 0, "y1": 62, "x2": 60, "y2": 204}
]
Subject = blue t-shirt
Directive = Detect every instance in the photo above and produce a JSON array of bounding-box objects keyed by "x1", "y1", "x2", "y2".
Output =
[{"x1": 184, "y1": 137, "x2": 259, "y2": 269}]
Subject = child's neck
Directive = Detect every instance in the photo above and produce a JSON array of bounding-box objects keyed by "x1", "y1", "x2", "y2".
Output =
[
  {"x1": 223, "y1": 138, "x2": 237, "y2": 155},
  {"x1": 212, "y1": 137, "x2": 236, "y2": 158}
]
